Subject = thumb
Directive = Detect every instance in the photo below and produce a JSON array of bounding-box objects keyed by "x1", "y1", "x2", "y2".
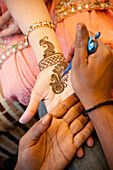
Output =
[
  {"x1": 19, "y1": 87, "x2": 43, "y2": 124},
  {"x1": 74, "y1": 23, "x2": 89, "y2": 65},
  {"x1": 25, "y1": 114, "x2": 52, "y2": 144}
]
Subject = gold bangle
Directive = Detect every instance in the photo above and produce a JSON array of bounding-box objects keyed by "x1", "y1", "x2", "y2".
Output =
[{"x1": 25, "y1": 21, "x2": 55, "y2": 41}]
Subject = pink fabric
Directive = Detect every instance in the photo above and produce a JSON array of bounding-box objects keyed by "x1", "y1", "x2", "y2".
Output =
[
  {"x1": 0, "y1": 35, "x2": 39, "y2": 105},
  {"x1": 0, "y1": 0, "x2": 7, "y2": 13},
  {"x1": 0, "y1": 0, "x2": 113, "y2": 105},
  {"x1": 55, "y1": 9, "x2": 113, "y2": 59},
  {"x1": 0, "y1": 1, "x2": 40, "y2": 105}
]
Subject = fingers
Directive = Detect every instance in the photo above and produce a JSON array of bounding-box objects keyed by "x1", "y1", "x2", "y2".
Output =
[
  {"x1": 88, "y1": 31, "x2": 103, "y2": 49},
  {"x1": 88, "y1": 31, "x2": 106, "y2": 60},
  {"x1": 74, "y1": 121, "x2": 94, "y2": 149},
  {"x1": 74, "y1": 23, "x2": 89, "y2": 65},
  {"x1": 76, "y1": 147, "x2": 84, "y2": 158},
  {"x1": 86, "y1": 136, "x2": 94, "y2": 147},
  {"x1": 0, "y1": 21, "x2": 20, "y2": 37},
  {"x1": 0, "y1": 7, "x2": 2, "y2": 16},
  {"x1": 76, "y1": 136, "x2": 94, "y2": 158},
  {"x1": 50, "y1": 93, "x2": 79, "y2": 118},
  {"x1": 21, "y1": 114, "x2": 52, "y2": 145},
  {"x1": 67, "y1": 42, "x2": 75, "y2": 63},
  {"x1": 63, "y1": 102, "x2": 84, "y2": 124},
  {"x1": 0, "y1": 10, "x2": 12, "y2": 27},
  {"x1": 19, "y1": 87, "x2": 43, "y2": 124},
  {"x1": 70, "y1": 114, "x2": 89, "y2": 135}
]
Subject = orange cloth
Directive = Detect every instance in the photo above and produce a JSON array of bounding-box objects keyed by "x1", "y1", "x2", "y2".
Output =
[{"x1": 0, "y1": 0, "x2": 113, "y2": 105}]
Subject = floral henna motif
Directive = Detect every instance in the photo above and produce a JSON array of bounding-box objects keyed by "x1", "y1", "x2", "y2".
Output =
[
  {"x1": 39, "y1": 36, "x2": 68, "y2": 94},
  {"x1": 50, "y1": 61, "x2": 68, "y2": 94}
]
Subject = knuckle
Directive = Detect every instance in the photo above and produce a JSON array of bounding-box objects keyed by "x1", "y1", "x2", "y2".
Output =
[
  {"x1": 73, "y1": 102, "x2": 84, "y2": 114},
  {"x1": 75, "y1": 40, "x2": 87, "y2": 49},
  {"x1": 78, "y1": 132, "x2": 86, "y2": 141},
  {"x1": 86, "y1": 121, "x2": 94, "y2": 133},
  {"x1": 32, "y1": 87, "x2": 42, "y2": 98},
  {"x1": 59, "y1": 102, "x2": 68, "y2": 111},
  {"x1": 78, "y1": 115, "x2": 89, "y2": 126},
  {"x1": 74, "y1": 59, "x2": 80, "y2": 67}
]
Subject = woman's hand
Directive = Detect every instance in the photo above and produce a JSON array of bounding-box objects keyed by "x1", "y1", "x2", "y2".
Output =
[
  {"x1": 0, "y1": 10, "x2": 21, "y2": 38},
  {"x1": 19, "y1": 65, "x2": 74, "y2": 124},
  {"x1": 16, "y1": 96, "x2": 94, "y2": 170}
]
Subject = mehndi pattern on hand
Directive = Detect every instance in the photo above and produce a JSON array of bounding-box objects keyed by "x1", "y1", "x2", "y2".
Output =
[{"x1": 39, "y1": 36, "x2": 68, "y2": 94}]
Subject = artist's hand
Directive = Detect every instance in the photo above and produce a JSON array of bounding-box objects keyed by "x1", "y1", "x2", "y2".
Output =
[
  {"x1": 15, "y1": 97, "x2": 94, "y2": 170},
  {"x1": 71, "y1": 23, "x2": 113, "y2": 109},
  {"x1": 0, "y1": 10, "x2": 21, "y2": 37},
  {"x1": 20, "y1": 92, "x2": 94, "y2": 158}
]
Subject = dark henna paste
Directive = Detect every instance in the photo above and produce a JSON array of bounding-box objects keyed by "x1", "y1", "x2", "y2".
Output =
[{"x1": 39, "y1": 36, "x2": 68, "y2": 94}]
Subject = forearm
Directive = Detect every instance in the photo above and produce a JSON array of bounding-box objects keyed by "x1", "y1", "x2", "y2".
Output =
[
  {"x1": 5, "y1": 0, "x2": 62, "y2": 63},
  {"x1": 87, "y1": 105, "x2": 113, "y2": 169}
]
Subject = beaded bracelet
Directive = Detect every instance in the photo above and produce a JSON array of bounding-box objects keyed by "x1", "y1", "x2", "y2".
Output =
[
  {"x1": 0, "y1": 38, "x2": 29, "y2": 64},
  {"x1": 25, "y1": 21, "x2": 55, "y2": 41},
  {"x1": 0, "y1": 21, "x2": 55, "y2": 65},
  {"x1": 83, "y1": 100, "x2": 113, "y2": 117}
]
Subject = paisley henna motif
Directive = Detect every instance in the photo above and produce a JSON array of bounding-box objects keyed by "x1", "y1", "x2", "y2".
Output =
[
  {"x1": 39, "y1": 36, "x2": 55, "y2": 58},
  {"x1": 39, "y1": 36, "x2": 68, "y2": 94}
]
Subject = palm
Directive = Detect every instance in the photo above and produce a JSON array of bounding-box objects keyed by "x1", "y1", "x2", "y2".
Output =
[
  {"x1": 25, "y1": 116, "x2": 77, "y2": 170},
  {"x1": 17, "y1": 100, "x2": 94, "y2": 170},
  {"x1": 40, "y1": 117, "x2": 76, "y2": 170},
  {"x1": 24, "y1": 113, "x2": 93, "y2": 170}
]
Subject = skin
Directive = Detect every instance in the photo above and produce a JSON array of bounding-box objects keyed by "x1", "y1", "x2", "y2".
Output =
[
  {"x1": 4, "y1": 0, "x2": 94, "y2": 156},
  {"x1": 15, "y1": 95, "x2": 94, "y2": 170},
  {"x1": 71, "y1": 23, "x2": 113, "y2": 169},
  {"x1": 5, "y1": 0, "x2": 75, "y2": 120},
  {"x1": 0, "y1": 7, "x2": 2, "y2": 16},
  {"x1": 0, "y1": 0, "x2": 51, "y2": 37},
  {"x1": 0, "y1": 10, "x2": 20, "y2": 37}
]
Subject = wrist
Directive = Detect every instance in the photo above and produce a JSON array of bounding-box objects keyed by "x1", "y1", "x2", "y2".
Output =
[
  {"x1": 39, "y1": 51, "x2": 67, "y2": 71},
  {"x1": 28, "y1": 28, "x2": 63, "y2": 63},
  {"x1": 82, "y1": 95, "x2": 112, "y2": 110},
  {"x1": 82, "y1": 100, "x2": 113, "y2": 117}
]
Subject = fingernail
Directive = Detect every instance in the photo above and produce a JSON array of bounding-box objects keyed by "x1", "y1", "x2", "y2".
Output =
[
  {"x1": 77, "y1": 23, "x2": 83, "y2": 32},
  {"x1": 19, "y1": 116, "x2": 26, "y2": 124},
  {"x1": 42, "y1": 114, "x2": 50, "y2": 124},
  {"x1": 76, "y1": 23, "x2": 84, "y2": 37},
  {"x1": 19, "y1": 111, "x2": 28, "y2": 124},
  {"x1": 73, "y1": 93, "x2": 78, "y2": 98},
  {"x1": 77, "y1": 150, "x2": 84, "y2": 158}
]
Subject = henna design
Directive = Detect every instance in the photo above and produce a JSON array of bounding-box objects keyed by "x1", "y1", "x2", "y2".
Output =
[
  {"x1": 39, "y1": 52, "x2": 65, "y2": 71},
  {"x1": 39, "y1": 36, "x2": 68, "y2": 94},
  {"x1": 39, "y1": 36, "x2": 55, "y2": 58},
  {"x1": 50, "y1": 61, "x2": 68, "y2": 94}
]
